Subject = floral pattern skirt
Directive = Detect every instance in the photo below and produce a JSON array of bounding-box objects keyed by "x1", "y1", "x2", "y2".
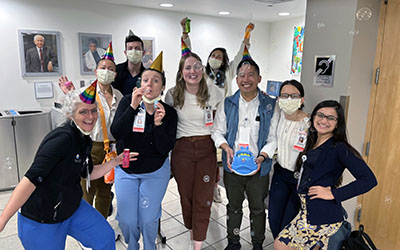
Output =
[{"x1": 277, "y1": 195, "x2": 342, "y2": 250}]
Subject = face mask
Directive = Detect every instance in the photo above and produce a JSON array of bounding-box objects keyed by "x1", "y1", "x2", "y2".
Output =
[
  {"x1": 142, "y1": 95, "x2": 161, "y2": 104},
  {"x1": 278, "y1": 98, "x2": 301, "y2": 115},
  {"x1": 208, "y1": 57, "x2": 222, "y2": 70},
  {"x1": 72, "y1": 119, "x2": 92, "y2": 136},
  {"x1": 96, "y1": 69, "x2": 116, "y2": 85},
  {"x1": 126, "y1": 49, "x2": 143, "y2": 64}
]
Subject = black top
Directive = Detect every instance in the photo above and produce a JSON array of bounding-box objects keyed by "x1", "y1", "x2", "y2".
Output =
[
  {"x1": 22, "y1": 121, "x2": 93, "y2": 223},
  {"x1": 112, "y1": 60, "x2": 146, "y2": 96},
  {"x1": 111, "y1": 96, "x2": 177, "y2": 174},
  {"x1": 298, "y1": 145, "x2": 323, "y2": 194}
]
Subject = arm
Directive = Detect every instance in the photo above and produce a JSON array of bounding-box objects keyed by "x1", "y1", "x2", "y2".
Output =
[
  {"x1": 90, "y1": 152, "x2": 138, "y2": 180},
  {"x1": 330, "y1": 144, "x2": 378, "y2": 202},
  {"x1": 259, "y1": 103, "x2": 279, "y2": 159},
  {"x1": 25, "y1": 49, "x2": 32, "y2": 72},
  {"x1": 84, "y1": 51, "x2": 96, "y2": 71},
  {"x1": 211, "y1": 101, "x2": 233, "y2": 168},
  {"x1": 0, "y1": 177, "x2": 36, "y2": 232},
  {"x1": 180, "y1": 17, "x2": 192, "y2": 50},
  {"x1": 153, "y1": 104, "x2": 178, "y2": 156}
]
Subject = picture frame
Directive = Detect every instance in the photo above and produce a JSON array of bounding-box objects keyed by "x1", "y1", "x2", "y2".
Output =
[
  {"x1": 78, "y1": 33, "x2": 112, "y2": 75},
  {"x1": 266, "y1": 80, "x2": 282, "y2": 97},
  {"x1": 18, "y1": 30, "x2": 62, "y2": 77},
  {"x1": 142, "y1": 37, "x2": 155, "y2": 68},
  {"x1": 34, "y1": 81, "x2": 54, "y2": 99}
]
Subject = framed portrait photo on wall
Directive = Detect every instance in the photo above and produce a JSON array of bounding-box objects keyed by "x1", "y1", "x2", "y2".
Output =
[
  {"x1": 142, "y1": 37, "x2": 155, "y2": 69},
  {"x1": 78, "y1": 33, "x2": 112, "y2": 75},
  {"x1": 18, "y1": 30, "x2": 62, "y2": 77}
]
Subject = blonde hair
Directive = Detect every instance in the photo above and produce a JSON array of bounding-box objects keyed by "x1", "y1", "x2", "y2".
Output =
[{"x1": 172, "y1": 53, "x2": 209, "y2": 109}]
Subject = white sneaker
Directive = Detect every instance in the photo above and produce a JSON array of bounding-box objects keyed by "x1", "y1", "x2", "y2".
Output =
[{"x1": 213, "y1": 186, "x2": 222, "y2": 203}]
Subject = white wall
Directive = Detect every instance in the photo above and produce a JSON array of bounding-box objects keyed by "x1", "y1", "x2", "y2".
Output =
[
  {"x1": 262, "y1": 16, "x2": 305, "y2": 91},
  {"x1": 0, "y1": 0, "x2": 272, "y2": 110}
]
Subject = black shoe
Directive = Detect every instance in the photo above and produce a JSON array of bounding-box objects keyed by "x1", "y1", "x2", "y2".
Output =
[
  {"x1": 224, "y1": 241, "x2": 241, "y2": 250},
  {"x1": 252, "y1": 243, "x2": 263, "y2": 250}
]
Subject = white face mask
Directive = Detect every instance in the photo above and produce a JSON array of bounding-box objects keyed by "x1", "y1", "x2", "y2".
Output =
[
  {"x1": 126, "y1": 49, "x2": 143, "y2": 64},
  {"x1": 208, "y1": 57, "x2": 223, "y2": 70},
  {"x1": 72, "y1": 119, "x2": 92, "y2": 136},
  {"x1": 96, "y1": 69, "x2": 116, "y2": 85},
  {"x1": 278, "y1": 98, "x2": 301, "y2": 115}
]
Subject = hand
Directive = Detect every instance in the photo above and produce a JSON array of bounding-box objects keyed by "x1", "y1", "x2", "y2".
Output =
[
  {"x1": 130, "y1": 87, "x2": 144, "y2": 109},
  {"x1": 114, "y1": 152, "x2": 139, "y2": 165},
  {"x1": 308, "y1": 186, "x2": 334, "y2": 200},
  {"x1": 154, "y1": 102, "x2": 165, "y2": 126},
  {"x1": 180, "y1": 17, "x2": 188, "y2": 32},
  {"x1": 246, "y1": 23, "x2": 255, "y2": 32},
  {"x1": 221, "y1": 144, "x2": 234, "y2": 171},
  {"x1": 47, "y1": 61, "x2": 53, "y2": 72},
  {"x1": 58, "y1": 76, "x2": 75, "y2": 94}
]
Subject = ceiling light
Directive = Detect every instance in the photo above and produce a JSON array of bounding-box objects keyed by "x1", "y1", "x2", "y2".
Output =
[
  {"x1": 278, "y1": 12, "x2": 290, "y2": 16},
  {"x1": 218, "y1": 11, "x2": 231, "y2": 15},
  {"x1": 160, "y1": 3, "x2": 174, "y2": 8}
]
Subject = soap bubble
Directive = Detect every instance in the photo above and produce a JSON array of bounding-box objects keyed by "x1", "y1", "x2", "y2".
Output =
[
  {"x1": 4, "y1": 157, "x2": 13, "y2": 170},
  {"x1": 251, "y1": 231, "x2": 255, "y2": 237},
  {"x1": 316, "y1": 22, "x2": 325, "y2": 29},
  {"x1": 140, "y1": 197, "x2": 150, "y2": 208},
  {"x1": 203, "y1": 175, "x2": 210, "y2": 183},
  {"x1": 233, "y1": 228, "x2": 240, "y2": 235},
  {"x1": 207, "y1": 201, "x2": 211, "y2": 206},
  {"x1": 356, "y1": 7, "x2": 372, "y2": 21}
]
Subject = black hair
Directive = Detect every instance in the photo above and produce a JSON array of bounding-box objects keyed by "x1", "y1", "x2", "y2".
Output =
[
  {"x1": 96, "y1": 58, "x2": 117, "y2": 69},
  {"x1": 236, "y1": 58, "x2": 260, "y2": 75},
  {"x1": 279, "y1": 79, "x2": 305, "y2": 109},
  {"x1": 125, "y1": 35, "x2": 144, "y2": 50},
  {"x1": 294, "y1": 100, "x2": 363, "y2": 185},
  {"x1": 88, "y1": 38, "x2": 98, "y2": 46},
  {"x1": 142, "y1": 68, "x2": 166, "y2": 86},
  {"x1": 205, "y1": 47, "x2": 229, "y2": 78}
]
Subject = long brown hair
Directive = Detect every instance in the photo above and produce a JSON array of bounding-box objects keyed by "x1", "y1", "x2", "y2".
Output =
[{"x1": 172, "y1": 53, "x2": 209, "y2": 109}]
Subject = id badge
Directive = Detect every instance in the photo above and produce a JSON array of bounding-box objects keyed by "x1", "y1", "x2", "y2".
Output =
[
  {"x1": 238, "y1": 127, "x2": 250, "y2": 149},
  {"x1": 85, "y1": 158, "x2": 91, "y2": 192},
  {"x1": 293, "y1": 129, "x2": 307, "y2": 152},
  {"x1": 133, "y1": 109, "x2": 146, "y2": 133},
  {"x1": 205, "y1": 105, "x2": 213, "y2": 127}
]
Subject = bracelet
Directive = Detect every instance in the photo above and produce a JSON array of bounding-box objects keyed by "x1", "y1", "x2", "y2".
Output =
[{"x1": 257, "y1": 154, "x2": 267, "y2": 162}]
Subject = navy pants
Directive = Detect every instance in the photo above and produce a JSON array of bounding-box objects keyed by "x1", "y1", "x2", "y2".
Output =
[{"x1": 268, "y1": 163, "x2": 300, "y2": 239}]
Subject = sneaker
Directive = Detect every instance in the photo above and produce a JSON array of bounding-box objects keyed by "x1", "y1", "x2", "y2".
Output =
[
  {"x1": 213, "y1": 186, "x2": 222, "y2": 203},
  {"x1": 252, "y1": 243, "x2": 263, "y2": 250},
  {"x1": 224, "y1": 241, "x2": 241, "y2": 250}
]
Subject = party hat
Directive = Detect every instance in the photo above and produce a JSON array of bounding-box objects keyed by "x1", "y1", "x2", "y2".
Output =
[
  {"x1": 128, "y1": 29, "x2": 135, "y2": 36},
  {"x1": 79, "y1": 80, "x2": 97, "y2": 104},
  {"x1": 102, "y1": 42, "x2": 114, "y2": 61},
  {"x1": 181, "y1": 37, "x2": 191, "y2": 57},
  {"x1": 242, "y1": 45, "x2": 251, "y2": 60},
  {"x1": 150, "y1": 51, "x2": 163, "y2": 73}
]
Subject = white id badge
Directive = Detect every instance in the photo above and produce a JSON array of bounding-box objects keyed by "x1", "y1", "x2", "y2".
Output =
[
  {"x1": 293, "y1": 129, "x2": 307, "y2": 152},
  {"x1": 238, "y1": 127, "x2": 250, "y2": 149},
  {"x1": 205, "y1": 106, "x2": 213, "y2": 127},
  {"x1": 85, "y1": 158, "x2": 90, "y2": 192},
  {"x1": 133, "y1": 109, "x2": 146, "y2": 133}
]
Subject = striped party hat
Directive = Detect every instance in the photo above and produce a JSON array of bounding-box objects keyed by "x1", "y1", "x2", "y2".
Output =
[
  {"x1": 242, "y1": 45, "x2": 251, "y2": 60},
  {"x1": 181, "y1": 37, "x2": 191, "y2": 57},
  {"x1": 79, "y1": 80, "x2": 97, "y2": 104},
  {"x1": 102, "y1": 42, "x2": 114, "y2": 61}
]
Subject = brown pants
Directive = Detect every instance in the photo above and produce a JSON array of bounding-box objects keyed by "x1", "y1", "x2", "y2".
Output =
[
  {"x1": 171, "y1": 136, "x2": 217, "y2": 241},
  {"x1": 80, "y1": 141, "x2": 112, "y2": 218}
]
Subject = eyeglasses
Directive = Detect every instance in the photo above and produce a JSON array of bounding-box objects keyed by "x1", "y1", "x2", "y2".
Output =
[
  {"x1": 315, "y1": 112, "x2": 338, "y2": 122},
  {"x1": 185, "y1": 62, "x2": 203, "y2": 72},
  {"x1": 78, "y1": 108, "x2": 98, "y2": 116},
  {"x1": 280, "y1": 93, "x2": 301, "y2": 99}
]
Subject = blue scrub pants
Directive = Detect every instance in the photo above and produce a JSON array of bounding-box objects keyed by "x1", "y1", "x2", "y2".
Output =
[
  {"x1": 18, "y1": 199, "x2": 115, "y2": 250},
  {"x1": 115, "y1": 159, "x2": 170, "y2": 250},
  {"x1": 268, "y1": 163, "x2": 300, "y2": 239}
]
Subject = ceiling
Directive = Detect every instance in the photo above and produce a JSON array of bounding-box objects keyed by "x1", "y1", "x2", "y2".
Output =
[{"x1": 91, "y1": 0, "x2": 307, "y2": 22}]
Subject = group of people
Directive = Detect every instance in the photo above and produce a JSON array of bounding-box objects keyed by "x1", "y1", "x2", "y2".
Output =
[{"x1": 0, "y1": 18, "x2": 377, "y2": 250}]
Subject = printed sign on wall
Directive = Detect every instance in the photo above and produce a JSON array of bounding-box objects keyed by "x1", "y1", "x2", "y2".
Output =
[{"x1": 313, "y1": 55, "x2": 336, "y2": 87}]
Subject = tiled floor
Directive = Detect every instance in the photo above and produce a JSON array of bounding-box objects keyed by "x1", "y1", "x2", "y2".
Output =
[{"x1": 0, "y1": 174, "x2": 274, "y2": 249}]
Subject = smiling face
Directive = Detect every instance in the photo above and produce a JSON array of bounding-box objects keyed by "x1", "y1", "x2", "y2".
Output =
[
  {"x1": 182, "y1": 56, "x2": 203, "y2": 87},
  {"x1": 141, "y1": 70, "x2": 165, "y2": 99},
  {"x1": 33, "y1": 35, "x2": 44, "y2": 49},
  {"x1": 236, "y1": 64, "x2": 261, "y2": 96},
  {"x1": 313, "y1": 107, "x2": 338, "y2": 137},
  {"x1": 72, "y1": 103, "x2": 98, "y2": 133}
]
